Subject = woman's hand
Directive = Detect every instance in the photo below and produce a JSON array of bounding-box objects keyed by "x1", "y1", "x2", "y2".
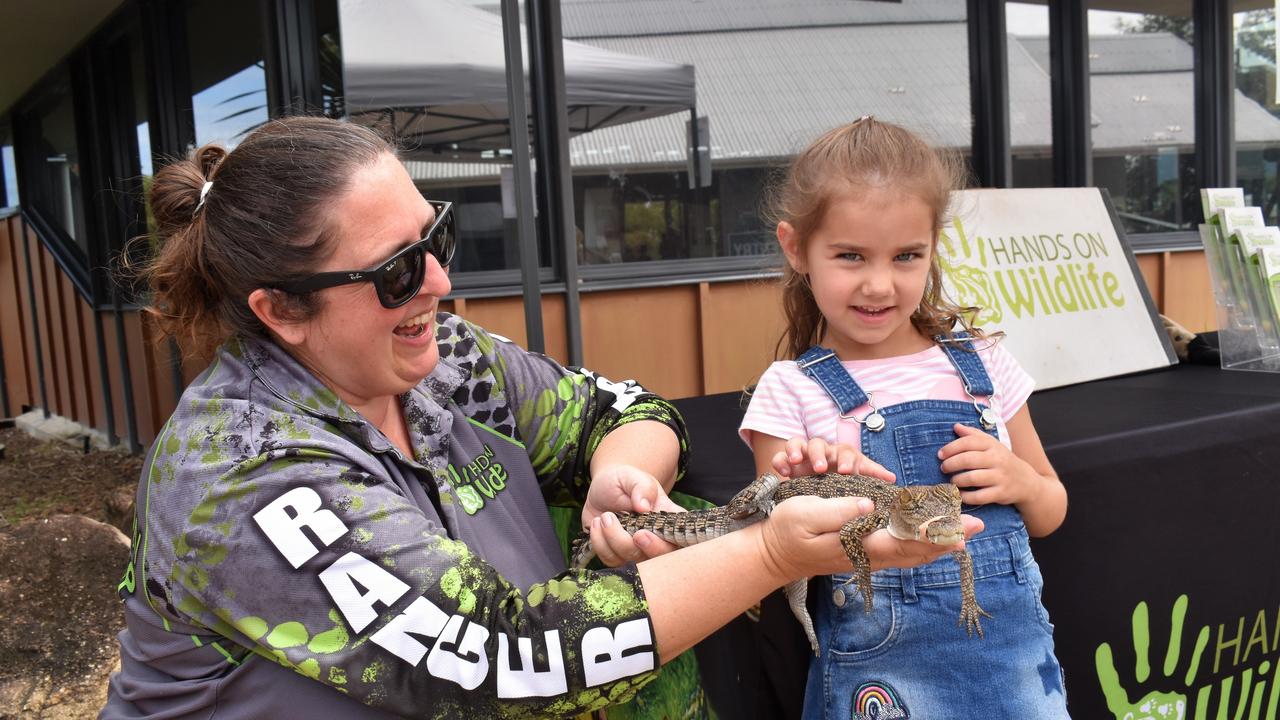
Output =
[
  {"x1": 770, "y1": 436, "x2": 895, "y2": 483},
  {"x1": 757, "y1": 495, "x2": 985, "y2": 580},
  {"x1": 583, "y1": 464, "x2": 683, "y2": 567}
]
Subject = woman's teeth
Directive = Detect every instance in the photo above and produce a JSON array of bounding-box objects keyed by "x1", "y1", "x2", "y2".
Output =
[{"x1": 394, "y1": 311, "x2": 433, "y2": 337}]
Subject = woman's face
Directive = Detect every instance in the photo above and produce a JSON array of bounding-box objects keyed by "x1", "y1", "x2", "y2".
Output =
[{"x1": 287, "y1": 152, "x2": 452, "y2": 409}]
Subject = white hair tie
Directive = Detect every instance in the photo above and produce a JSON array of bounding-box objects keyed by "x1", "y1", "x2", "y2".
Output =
[{"x1": 193, "y1": 181, "x2": 214, "y2": 218}]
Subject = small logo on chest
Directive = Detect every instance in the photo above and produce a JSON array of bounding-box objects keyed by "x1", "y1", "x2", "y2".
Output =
[{"x1": 444, "y1": 444, "x2": 508, "y2": 515}]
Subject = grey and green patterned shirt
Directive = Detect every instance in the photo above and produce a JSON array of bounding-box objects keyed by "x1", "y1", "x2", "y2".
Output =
[{"x1": 103, "y1": 313, "x2": 689, "y2": 719}]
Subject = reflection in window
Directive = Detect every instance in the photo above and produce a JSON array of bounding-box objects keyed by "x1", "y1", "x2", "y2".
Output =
[
  {"x1": 19, "y1": 66, "x2": 88, "y2": 253},
  {"x1": 1088, "y1": 3, "x2": 1200, "y2": 233},
  {"x1": 411, "y1": 163, "x2": 514, "y2": 273},
  {"x1": 567, "y1": 0, "x2": 972, "y2": 266},
  {"x1": 187, "y1": 0, "x2": 267, "y2": 147},
  {"x1": 316, "y1": 0, "x2": 345, "y2": 118},
  {"x1": 2, "y1": 119, "x2": 18, "y2": 208},
  {"x1": 1007, "y1": 2, "x2": 1054, "y2": 187},
  {"x1": 1233, "y1": 2, "x2": 1280, "y2": 224}
]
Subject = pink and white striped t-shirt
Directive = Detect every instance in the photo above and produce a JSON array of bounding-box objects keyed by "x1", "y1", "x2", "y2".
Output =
[{"x1": 739, "y1": 338, "x2": 1035, "y2": 453}]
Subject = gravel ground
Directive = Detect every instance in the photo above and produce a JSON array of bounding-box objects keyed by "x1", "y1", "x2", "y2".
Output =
[{"x1": 0, "y1": 428, "x2": 144, "y2": 719}]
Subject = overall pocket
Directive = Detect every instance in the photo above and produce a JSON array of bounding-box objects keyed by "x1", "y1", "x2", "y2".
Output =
[{"x1": 823, "y1": 573, "x2": 901, "y2": 660}]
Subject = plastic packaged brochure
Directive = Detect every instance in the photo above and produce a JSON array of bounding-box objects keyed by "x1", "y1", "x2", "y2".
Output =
[{"x1": 1198, "y1": 189, "x2": 1280, "y2": 371}]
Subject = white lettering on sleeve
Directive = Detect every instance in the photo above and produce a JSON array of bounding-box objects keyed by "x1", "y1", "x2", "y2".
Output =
[
  {"x1": 369, "y1": 596, "x2": 451, "y2": 665},
  {"x1": 318, "y1": 551, "x2": 411, "y2": 633},
  {"x1": 253, "y1": 486, "x2": 348, "y2": 569},
  {"x1": 497, "y1": 631, "x2": 568, "y2": 698},
  {"x1": 426, "y1": 615, "x2": 490, "y2": 691},
  {"x1": 580, "y1": 619, "x2": 656, "y2": 688},
  {"x1": 579, "y1": 370, "x2": 646, "y2": 414}
]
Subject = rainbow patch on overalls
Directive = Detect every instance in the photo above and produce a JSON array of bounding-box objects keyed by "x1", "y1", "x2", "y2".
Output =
[{"x1": 852, "y1": 681, "x2": 909, "y2": 719}]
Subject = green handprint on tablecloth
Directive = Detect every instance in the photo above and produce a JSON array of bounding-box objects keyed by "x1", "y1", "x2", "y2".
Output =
[
  {"x1": 1095, "y1": 595, "x2": 1210, "y2": 720},
  {"x1": 937, "y1": 218, "x2": 1003, "y2": 325}
]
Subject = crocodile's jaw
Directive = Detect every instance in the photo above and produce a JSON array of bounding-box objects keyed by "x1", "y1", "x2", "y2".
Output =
[{"x1": 886, "y1": 515, "x2": 964, "y2": 545}]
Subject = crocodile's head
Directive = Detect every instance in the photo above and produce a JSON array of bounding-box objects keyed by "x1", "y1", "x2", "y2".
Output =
[{"x1": 886, "y1": 483, "x2": 964, "y2": 545}]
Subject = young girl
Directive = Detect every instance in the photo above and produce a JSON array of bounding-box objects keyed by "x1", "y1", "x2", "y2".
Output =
[{"x1": 740, "y1": 117, "x2": 1070, "y2": 719}]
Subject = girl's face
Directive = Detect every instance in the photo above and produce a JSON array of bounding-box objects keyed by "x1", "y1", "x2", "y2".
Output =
[
  {"x1": 285, "y1": 153, "x2": 453, "y2": 413},
  {"x1": 779, "y1": 188, "x2": 936, "y2": 360}
]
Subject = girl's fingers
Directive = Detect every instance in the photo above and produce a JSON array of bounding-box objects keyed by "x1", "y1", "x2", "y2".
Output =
[
  {"x1": 855, "y1": 455, "x2": 897, "y2": 483},
  {"x1": 807, "y1": 437, "x2": 830, "y2": 473}
]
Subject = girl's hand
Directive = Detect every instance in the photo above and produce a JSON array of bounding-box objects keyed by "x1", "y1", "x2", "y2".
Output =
[
  {"x1": 937, "y1": 423, "x2": 1042, "y2": 506},
  {"x1": 771, "y1": 436, "x2": 895, "y2": 483},
  {"x1": 584, "y1": 465, "x2": 682, "y2": 567}
]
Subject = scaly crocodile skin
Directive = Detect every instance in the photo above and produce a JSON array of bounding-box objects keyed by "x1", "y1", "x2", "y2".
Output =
[{"x1": 571, "y1": 472, "x2": 990, "y2": 654}]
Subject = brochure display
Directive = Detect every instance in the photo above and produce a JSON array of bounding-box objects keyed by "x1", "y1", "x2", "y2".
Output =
[{"x1": 1199, "y1": 188, "x2": 1280, "y2": 372}]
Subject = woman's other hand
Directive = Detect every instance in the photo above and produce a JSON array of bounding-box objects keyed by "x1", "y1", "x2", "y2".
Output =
[{"x1": 584, "y1": 464, "x2": 682, "y2": 567}]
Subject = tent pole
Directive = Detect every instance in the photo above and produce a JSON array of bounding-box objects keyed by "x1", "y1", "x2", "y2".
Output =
[
  {"x1": 500, "y1": 0, "x2": 545, "y2": 353},
  {"x1": 528, "y1": 0, "x2": 583, "y2": 366}
]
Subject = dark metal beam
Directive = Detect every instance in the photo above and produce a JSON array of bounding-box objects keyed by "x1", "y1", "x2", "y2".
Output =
[
  {"x1": 1048, "y1": 0, "x2": 1091, "y2": 187},
  {"x1": 1193, "y1": 0, "x2": 1234, "y2": 198},
  {"x1": 263, "y1": 0, "x2": 323, "y2": 117},
  {"x1": 499, "y1": 0, "x2": 545, "y2": 353},
  {"x1": 967, "y1": 0, "x2": 1011, "y2": 188},
  {"x1": 527, "y1": 0, "x2": 582, "y2": 365}
]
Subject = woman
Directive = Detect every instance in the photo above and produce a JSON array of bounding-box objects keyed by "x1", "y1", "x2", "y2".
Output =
[{"x1": 103, "y1": 116, "x2": 979, "y2": 719}]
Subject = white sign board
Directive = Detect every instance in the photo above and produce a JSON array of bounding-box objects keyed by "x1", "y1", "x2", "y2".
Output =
[{"x1": 938, "y1": 187, "x2": 1176, "y2": 390}]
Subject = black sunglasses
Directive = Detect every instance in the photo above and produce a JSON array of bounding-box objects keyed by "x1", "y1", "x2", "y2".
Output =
[{"x1": 277, "y1": 200, "x2": 456, "y2": 309}]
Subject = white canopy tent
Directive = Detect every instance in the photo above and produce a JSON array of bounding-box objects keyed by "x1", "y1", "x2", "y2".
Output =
[{"x1": 338, "y1": 0, "x2": 697, "y2": 160}]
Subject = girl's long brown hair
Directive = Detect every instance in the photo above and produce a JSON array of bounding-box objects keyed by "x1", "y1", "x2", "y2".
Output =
[{"x1": 762, "y1": 117, "x2": 988, "y2": 359}]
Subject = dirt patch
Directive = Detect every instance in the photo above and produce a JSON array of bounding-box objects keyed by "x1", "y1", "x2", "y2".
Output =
[{"x1": 0, "y1": 428, "x2": 144, "y2": 719}]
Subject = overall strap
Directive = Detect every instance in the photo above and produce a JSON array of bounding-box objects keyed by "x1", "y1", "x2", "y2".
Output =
[
  {"x1": 934, "y1": 331, "x2": 995, "y2": 397},
  {"x1": 795, "y1": 346, "x2": 869, "y2": 415}
]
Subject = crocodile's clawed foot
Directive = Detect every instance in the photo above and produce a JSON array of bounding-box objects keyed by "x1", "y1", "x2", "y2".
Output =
[{"x1": 958, "y1": 603, "x2": 993, "y2": 638}]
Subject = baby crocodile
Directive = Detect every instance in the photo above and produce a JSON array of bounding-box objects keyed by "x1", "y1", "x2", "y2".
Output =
[{"x1": 571, "y1": 472, "x2": 989, "y2": 654}]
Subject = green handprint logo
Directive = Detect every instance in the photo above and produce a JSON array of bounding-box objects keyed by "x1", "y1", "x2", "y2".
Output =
[
  {"x1": 938, "y1": 217, "x2": 1003, "y2": 325},
  {"x1": 1096, "y1": 595, "x2": 1210, "y2": 720}
]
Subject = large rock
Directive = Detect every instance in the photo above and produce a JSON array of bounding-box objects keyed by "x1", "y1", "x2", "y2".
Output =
[{"x1": 0, "y1": 515, "x2": 130, "y2": 719}]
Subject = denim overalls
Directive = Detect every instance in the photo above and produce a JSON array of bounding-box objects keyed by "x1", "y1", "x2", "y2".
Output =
[{"x1": 795, "y1": 334, "x2": 1068, "y2": 720}]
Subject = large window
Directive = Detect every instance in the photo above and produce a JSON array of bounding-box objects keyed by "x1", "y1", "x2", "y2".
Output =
[
  {"x1": 1233, "y1": 1, "x2": 1280, "y2": 224},
  {"x1": 186, "y1": 0, "x2": 268, "y2": 147},
  {"x1": 1007, "y1": 2, "x2": 1054, "y2": 188},
  {"x1": 565, "y1": 0, "x2": 973, "y2": 268},
  {"x1": 1088, "y1": 2, "x2": 1201, "y2": 234},
  {"x1": 17, "y1": 66, "x2": 89, "y2": 255}
]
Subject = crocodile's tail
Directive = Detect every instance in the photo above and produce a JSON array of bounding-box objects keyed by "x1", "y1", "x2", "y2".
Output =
[{"x1": 569, "y1": 508, "x2": 759, "y2": 568}]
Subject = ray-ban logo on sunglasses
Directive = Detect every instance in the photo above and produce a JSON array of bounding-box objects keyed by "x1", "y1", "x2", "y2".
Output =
[{"x1": 348, "y1": 272, "x2": 364, "y2": 280}]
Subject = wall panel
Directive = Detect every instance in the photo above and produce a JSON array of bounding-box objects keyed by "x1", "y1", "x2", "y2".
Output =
[
  {"x1": 1161, "y1": 252, "x2": 1216, "y2": 332},
  {"x1": 101, "y1": 311, "x2": 129, "y2": 443},
  {"x1": 80, "y1": 300, "x2": 107, "y2": 432},
  {"x1": 444, "y1": 295, "x2": 569, "y2": 366},
  {"x1": 123, "y1": 312, "x2": 159, "y2": 448},
  {"x1": 580, "y1": 286, "x2": 702, "y2": 399},
  {"x1": 697, "y1": 279, "x2": 787, "y2": 395},
  {"x1": 1135, "y1": 253, "x2": 1163, "y2": 315},
  {"x1": 0, "y1": 216, "x2": 32, "y2": 412},
  {"x1": 59, "y1": 277, "x2": 91, "y2": 424},
  {"x1": 26, "y1": 229, "x2": 57, "y2": 416}
]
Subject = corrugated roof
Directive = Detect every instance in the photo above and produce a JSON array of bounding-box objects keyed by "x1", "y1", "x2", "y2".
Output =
[
  {"x1": 408, "y1": 3, "x2": 1280, "y2": 182},
  {"x1": 550, "y1": 0, "x2": 967, "y2": 38},
  {"x1": 1018, "y1": 33, "x2": 1194, "y2": 75}
]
